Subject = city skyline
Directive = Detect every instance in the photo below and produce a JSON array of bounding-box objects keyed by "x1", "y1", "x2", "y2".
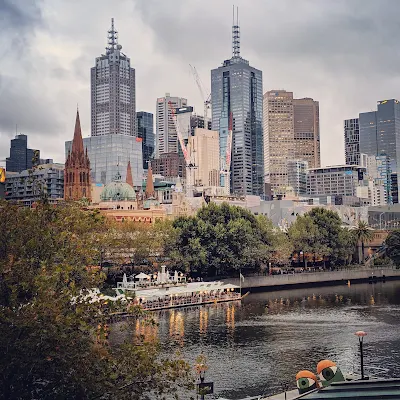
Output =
[{"x1": 2, "y1": 0, "x2": 400, "y2": 167}]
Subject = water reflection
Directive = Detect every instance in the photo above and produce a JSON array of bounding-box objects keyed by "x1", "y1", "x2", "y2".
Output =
[{"x1": 155, "y1": 281, "x2": 400, "y2": 399}]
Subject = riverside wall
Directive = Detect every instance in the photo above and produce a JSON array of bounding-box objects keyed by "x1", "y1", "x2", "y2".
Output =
[{"x1": 223, "y1": 268, "x2": 400, "y2": 291}]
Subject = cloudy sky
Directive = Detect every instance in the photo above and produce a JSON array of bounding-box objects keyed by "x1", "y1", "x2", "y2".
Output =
[{"x1": 2, "y1": 0, "x2": 400, "y2": 166}]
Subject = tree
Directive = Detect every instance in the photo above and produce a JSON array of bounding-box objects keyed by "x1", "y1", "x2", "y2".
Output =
[
  {"x1": 0, "y1": 201, "x2": 192, "y2": 399},
  {"x1": 386, "y1": 229, "x2": 400, "y2": 266},
  {"x1": 353, "y1": 221, "x2": 374, "y2": 264}
]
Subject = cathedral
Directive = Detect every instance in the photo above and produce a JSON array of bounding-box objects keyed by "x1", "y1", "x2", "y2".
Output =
[{"x1": 64, "y1": 111, "x2": 92, "y2": 201}]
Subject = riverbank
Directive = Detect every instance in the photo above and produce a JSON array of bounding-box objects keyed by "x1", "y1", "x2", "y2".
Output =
[{"x1": 222, "y1": 268, "x2": 400, "y2": 291}]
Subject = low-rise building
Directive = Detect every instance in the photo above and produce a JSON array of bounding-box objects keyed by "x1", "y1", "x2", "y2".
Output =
[{"x1": 5, "y1": 163, "x2": 64, "y2": 206}]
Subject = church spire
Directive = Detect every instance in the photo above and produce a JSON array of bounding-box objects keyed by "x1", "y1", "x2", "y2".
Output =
[
  {"x1": 72, "y1": 110, "x2": 84, "y2": 155},
  {"x1": 145, "y1": 162, "x2": 155, "y2": 198},
  {"x1": 126, "y1": 160, "x2": 133, "y2": 187}
]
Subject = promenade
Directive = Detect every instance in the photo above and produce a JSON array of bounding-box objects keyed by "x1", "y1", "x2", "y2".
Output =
[{"x1": 223, "y1": 268, "x2": 400, "y2": 291}]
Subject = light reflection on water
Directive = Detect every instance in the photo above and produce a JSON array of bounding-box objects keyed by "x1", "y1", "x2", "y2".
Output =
[{"x1": 152, "y1": 281, "x2": 400, "y2": 399}]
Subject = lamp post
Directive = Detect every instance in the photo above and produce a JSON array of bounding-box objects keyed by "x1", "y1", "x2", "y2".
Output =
[{"x1": 355, "y1": 331, "x2": 367, "y2": 380}]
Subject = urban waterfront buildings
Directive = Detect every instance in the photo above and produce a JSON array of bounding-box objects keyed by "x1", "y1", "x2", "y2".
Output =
[
  {"x1": 156, "y1": 94, "x2": 187, "y2": 157},
  {"x1": 137, "y1": 111, "x2": 155, "y2": 169},
  {"x1": 211, "y1": 12, "x2": 263, "y2": 196},
  {"x1": 287, "y1": 160, "x2": 308, "y2": 196},
  {"x1": 5, "y1": 163, "x2": 64, "y2": 206},
  {"x1": 344, "y1": 118, "x2": 360, "y2": 165},
  {"x1": 91, "y1": 19, "x2": 136, "y2": 137},
  {"x1": 151, "y1": 152, "x2": 186, "y2": 179},
  {"x1": 263, "y1": 91, "x2": 320, "y2": 195},
  {"x1": 6, "y1": 134, "x2": 40, "y2": 173},
  {"x1": 64, "y1": 111, "x2": 92, "y2": 201},
  {"x1": 359, "y1": 99, "x2": 400, "y2": 203}
]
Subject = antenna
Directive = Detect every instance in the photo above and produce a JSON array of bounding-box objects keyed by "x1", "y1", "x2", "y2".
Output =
[
  {"x1": 106, "y1": 18, "x2": 119, "y2": 54},
  {"x1": 232, "y1": 6, "x2": 240, "y2": 58}
]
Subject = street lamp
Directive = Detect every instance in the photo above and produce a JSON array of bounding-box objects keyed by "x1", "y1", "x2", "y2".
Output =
[{"x1": 355, "y1": 331, "x2": 367, "y2": 380}]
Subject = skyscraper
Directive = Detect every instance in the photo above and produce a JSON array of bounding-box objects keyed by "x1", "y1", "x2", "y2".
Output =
[
  {"x1": 137, "y1": 111, "x2": 155, "y2": 169},
  {"x1": 263, "y1": 90, "x2": 294, "y2": 193},
  {"x1": 359, "y1": 100, "x2": 400, "y2": 203},
  {"x1": 156, "y1": 94, "x2": 187, "y2": 157},
  {"x1": 6, "y1": 134, "x2": 40, "y2": 173},
  {"x1": 91, "y1": 19, "x2": 136, "y2": 137},
  {"x1": 211, "y1": 9, "x2": 263, "y2": 195},
  {"x1": 293, "y1": 98, "x2": 320, "y2": 169},
  {"x1": 344, "y1": 118, "x2": 360, "y2": 165}
]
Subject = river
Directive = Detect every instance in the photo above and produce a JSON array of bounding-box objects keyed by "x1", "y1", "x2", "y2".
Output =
[{"x1": 142, "y1": 280, "x2": 400, "y2": 399}]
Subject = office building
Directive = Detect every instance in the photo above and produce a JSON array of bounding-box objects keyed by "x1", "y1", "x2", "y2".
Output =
[
  {"x1": 344, "y1": 118, "x2": 360, "y2": 165},
  {"x1": 287, "y1": 160, "x2": 308, "y2": 196},
  {"x1": 263, "y1": 90, "x2": 294, "y2": 193},
  {"x1": 211, "y1": 9, "x2": 263, "y2": 195},
  {"x1": 156, "y1": 94, "x2": 187, "y2": 157},
  {"x1": 188, "y1": 128, "x2": 220, "y2": 187},
  {"x1": 5, "y1": 163, "x2": 64, "y2": 206},
  {"x1": 6, "y1": 134, "x2": 40, "y2": 173},
  {"x1": 293, "y1": 98, "x2": 320, "y2": 169},
  {"x1": 151, "y1": 153, "x2": 186, "y2": 179},
  {"x1": 359, "y1": 99, "x2": 400, "y2": 203},
  {"x1": 137, "y1": 111, "x2": 155, "y2": 169},
  {"x1": 91, "y1": 19, "x2": 136, "y2": 137},
  {"x1": 307, "y1": 165, "x2": 366, "y2": 198}
]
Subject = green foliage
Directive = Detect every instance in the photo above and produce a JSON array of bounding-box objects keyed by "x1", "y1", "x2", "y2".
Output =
[
  {"x1": 353, "y1": 221, "x2": 374, "y2": 264},
  {"x1": 168, "y1": 203, "x2": 276, "y2": 277},
  {"x1": 0, "y1": 201, "x2": 192, "y2": 399},
  {"x1": 386, "y1": 229, "x2": 400, "y2": 266}
]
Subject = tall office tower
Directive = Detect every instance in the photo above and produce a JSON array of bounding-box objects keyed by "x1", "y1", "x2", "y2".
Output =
[
  {"x1": 91, "y1": 18, "x2": 136, "y2": 137},
  {"x1": 287, "y1": 160, "x2": 308, "y2": 196},
  {"x1": 293, "y1": 98, "x2": 320, "y2": 169},
  {"x1": 263, "y1": 90, "x2": 294, "y2": 193},
  {"x1": 6, "y1": 134, "x2": 40, "y2": 173},
  {"x1": 211, "y1": 8, "x2": 263, "y2": 195},
  {"x1": 137, "y1": 112, "x2": 155, "y2": 169},
  {"x1": 156, "y1": 94, "x2": 187, "y2": 157},
  {"x1": 344, "y1": 118, "x2": 360, "y2": 165},
  {"x1": 359, "y1": 100, "x2": 400, "y2": 203}
]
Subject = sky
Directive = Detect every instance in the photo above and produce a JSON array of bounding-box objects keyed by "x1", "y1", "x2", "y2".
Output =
[{"x1": 2, "y1": 0, "x2": 400, "y2": 167}]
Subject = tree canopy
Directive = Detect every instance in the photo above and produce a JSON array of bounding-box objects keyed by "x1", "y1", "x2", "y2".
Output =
[{"x1": 386, "y1": 229, "x2": 400, "y2": 266}]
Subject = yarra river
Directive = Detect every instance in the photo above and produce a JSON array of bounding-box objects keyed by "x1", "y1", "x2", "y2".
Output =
[{"x1": 134, "y1": 280, "x2": 400, "y2": 399}]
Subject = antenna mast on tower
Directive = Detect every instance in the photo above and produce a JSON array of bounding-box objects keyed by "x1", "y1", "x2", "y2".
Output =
[
  {"x1": 232, "y1": 6, "x2": 240, "y2": 58},
  {"x1": 107, "y1": 18, "x2": 119, "y2": 54}
]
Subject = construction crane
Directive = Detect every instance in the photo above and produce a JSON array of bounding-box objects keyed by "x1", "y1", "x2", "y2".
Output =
[
  {"x1": 189, "y1": 64, "x2": 211, "y2": 121},
  {"x1": 168, "y1": 101, "x2": 196, "y2": 196}
]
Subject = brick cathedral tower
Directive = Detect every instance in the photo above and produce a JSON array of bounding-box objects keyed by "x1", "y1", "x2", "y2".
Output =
[{"x1": 64, "y1": 110, "x2": 92, "y2": 201}]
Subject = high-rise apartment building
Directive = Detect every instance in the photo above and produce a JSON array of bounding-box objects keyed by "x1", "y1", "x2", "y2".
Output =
[
  {"x1": 188, "y1": 128, "x2": 220, "y2": 187},
  {"x1": 156, "y1": 94, "x2": 187, "y2": 157},
  {"x1": 6, "y1": 134, "x2": 40, "y2": 173},
  {"x1": 287, "y1": 160, "x2": 308, "y2": 196},
  {"x1": 211, "y1": 10, "x2": 263, "y2": 195},
  {"x1": 91, "y1": 19, "x2": 136, "y2": 137},
  {"x1": 263, "y1": 90, "x2": 294, "y2": 193},
  {"x1": 137, "y1": 111, "x2": 155, "y2": 169},
  {"x1": 344, "y1": 118, "x2": 360, "y2": 165},
  {"x1": 359, "y1": 100, "x2": 400, "y2": 203},
  {"x1": 293, "y1": 98, "x2": 320, "y2": 168}
]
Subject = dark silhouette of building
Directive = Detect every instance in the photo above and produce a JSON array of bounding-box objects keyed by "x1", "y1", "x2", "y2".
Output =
[
  {"x1": 137, "y1": 111, "x2": 154, "y2": 169},
  {"x1": 64, "y1": 111, "x2": 92, "y2": 201},
  {"x1": 6, "y1": 134, "x2": 40, "y2": 173}
]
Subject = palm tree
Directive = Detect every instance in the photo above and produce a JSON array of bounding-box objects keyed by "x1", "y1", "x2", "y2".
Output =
[{"x1": 354, "y1": 221, "x2": 374, "y2": 264}]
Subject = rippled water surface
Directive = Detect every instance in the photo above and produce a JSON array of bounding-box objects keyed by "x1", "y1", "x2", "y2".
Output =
[{"x1": 143, "y1": 281, "x2": 400, "y2": 399}]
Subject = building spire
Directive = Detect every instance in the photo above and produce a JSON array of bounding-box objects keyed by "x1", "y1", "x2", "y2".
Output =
[
  {"x1": 106, "y1": 17, "x2": 120, "y2": 54},
  {"x1": 72, "y1": 109, "x2": 84, "y2": 155},
  {"x1": 126, "y1": 160, "x2": 133, "y2": 187},
  {"x1": 232, "y1": 6, "x2": 240, "y2": 58},
  {"x1": 145, "y1": 161, "x2": 155, "y2": 198}
]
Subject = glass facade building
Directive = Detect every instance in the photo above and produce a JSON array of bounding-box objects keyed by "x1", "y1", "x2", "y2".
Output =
[
  {"x1": 137, "y1": 111, "x2": 155, "y2": 169},
  {"x1": 65, "y1": 135, "x2": 143, "y2": 186},
  {"x1": 211, "y1": 20, "x2": 263, "y2": 195},
  {"x1": 344, "y1": 118, "x2": 360, "y2": 165},
  {"x1": 359, "y1": 100, "x2": 400, "y2": 203},
  {"x1": 6, "y1": 134, "x2": 40, "y2": 173}
]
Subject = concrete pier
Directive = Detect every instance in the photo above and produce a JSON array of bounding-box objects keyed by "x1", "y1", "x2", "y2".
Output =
[{"x1": 224, "y1": 268, "x2": 400, "y2": 291}]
